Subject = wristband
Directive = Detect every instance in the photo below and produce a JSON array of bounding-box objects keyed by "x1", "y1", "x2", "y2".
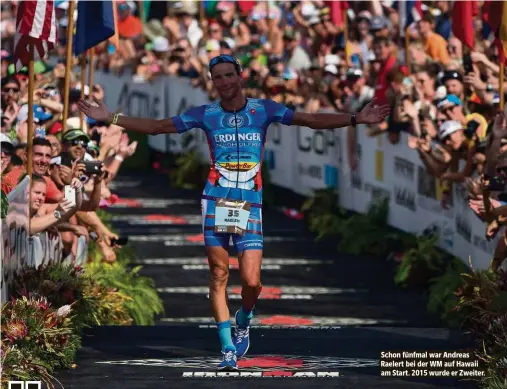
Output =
[
  {"x1": 350, "y1": 113, "x2": 357, "y2": 127},
  {"x1": 114, "y1": 155, "x2": 124, "y2": 162},
  {"x1": 112, "y1": 113, "x2": 119, "y2": 125}
]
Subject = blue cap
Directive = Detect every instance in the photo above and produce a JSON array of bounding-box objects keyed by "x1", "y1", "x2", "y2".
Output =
[
  {"x1": 437, "y1": 94, "x2": 462, "y2": 109},
  {"x1": 33, "y1": 104, "x2": 53, "y2": 122}
]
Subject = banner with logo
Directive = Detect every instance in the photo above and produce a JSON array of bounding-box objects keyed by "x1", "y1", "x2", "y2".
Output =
[
  {"x1": 1, "y1": 176, "x2": 30, "y2": 303},
  {"x1": 95, "y1": 72, "x2": 500, "y2": 271}
]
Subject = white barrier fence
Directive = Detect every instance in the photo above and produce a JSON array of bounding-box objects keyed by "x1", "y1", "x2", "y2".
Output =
[
  {"x1": 95, "y1": 71, "x2": 499, "y2": 271},
  {"x1": 1, "y1": 176, "x2": 88, "y2": 303}
]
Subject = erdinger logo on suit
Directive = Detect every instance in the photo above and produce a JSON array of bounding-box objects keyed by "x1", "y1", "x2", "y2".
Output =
[
  {"x1": 394, "y1": 157, "x2": 415, "y2": 182},
  {"x1": 350, "y1": 143, "x2": 362, "y2": 190},
  {"x1": 297, "y1": 128, "x2": 335, "y2": 155},
  {"x1": 455, "y1": 215, "x2": 472, "y2": 243},
  {"x1": 394, "y1": 186, "x2": 416, "y2": 211}
]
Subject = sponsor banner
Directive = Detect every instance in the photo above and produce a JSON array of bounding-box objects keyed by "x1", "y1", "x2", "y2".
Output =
[
  {"x1": 96, "y1": 71, "x2": 501, "y2": 270},
  {"x1": 1, "y1": 177, "x2": 29, "y2": 302}
]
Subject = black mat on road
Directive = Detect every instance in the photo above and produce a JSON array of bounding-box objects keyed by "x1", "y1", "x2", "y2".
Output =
[{"x1": 55, "y1": 174, "x2": 478, "y2": 389}]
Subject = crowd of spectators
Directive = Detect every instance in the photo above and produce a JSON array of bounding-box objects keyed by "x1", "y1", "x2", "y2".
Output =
[{"x1": 1, "y1": 0, "x2": 507, "y2": 270}]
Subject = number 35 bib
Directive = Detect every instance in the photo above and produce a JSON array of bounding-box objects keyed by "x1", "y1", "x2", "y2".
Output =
[{"x1": 214, "y1": 198, "x2": 251, "y2": 236}]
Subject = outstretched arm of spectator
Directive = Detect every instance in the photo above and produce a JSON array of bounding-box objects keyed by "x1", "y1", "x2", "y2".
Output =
[
  {"x1": 77, "y1": 98, "x2": 178, "y2": 135},
  {"x1": 292, "y1": 98, "x2": 390, "y2": 129},
  {"x1": 30, "y1": 199, "x2": 75, "y2": 235},
  {"x1": 80, "y1": 174, "x2": 104, "y2": 211}
]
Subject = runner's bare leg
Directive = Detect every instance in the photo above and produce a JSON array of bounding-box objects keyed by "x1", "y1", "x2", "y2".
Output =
[
  {"x1": 238, "y1": 249, "x2": 263, "y2": 311},
  {"x1": 207, "y1": 245, "x2": 231, "y2": 322}
]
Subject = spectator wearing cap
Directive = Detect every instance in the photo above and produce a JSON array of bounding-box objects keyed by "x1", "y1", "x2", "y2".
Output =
[
  {"x1": 282, "y1": 27, "x2": 311, "y2": 71},
  {"x1": 437, "y1": 94, "x2": 468, "y2": 127},
  {"x1": 370, "y1": 15, "x2": 392, "y2": 39},
  {"x1": 117, "y1": 1, "x2": 143, "y2": 40},
  {"x1": 344, "y1": 69, "x2": 374, "y2": 114},
  {"x1": 1, "y1": 132, "x2": 15, "y2": 177},
  {"x1": 62, "y1": 129, "x2": 89, "y2": 161},
  {"x1": 417, "y1": 12, "x2": 450, "y2": 66},
  {"x1": 440, "y1": 70, "x2": 465, "y2": 102}
]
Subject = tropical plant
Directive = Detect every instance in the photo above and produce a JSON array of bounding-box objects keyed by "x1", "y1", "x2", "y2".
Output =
[
  {"x1": 394, "y1": 234, "x2": 447, "y2": 288},
  {"x1": 301, "y1": 188, "x2": 346, "y2": 241},
  {"x1": 85, "y1": 248, "x2": 164, "y2": 325},
  {"x1": 455, "y1": 269, "x2": 507, "y2": 387},
  {"x1": 1, "y1": 296, "x2": 80, "y2": 373},
  {"x1": 1, "y1": 189, "x2": 8, "y2": 219},
  {"x1": 169, "y1": 133, "x2": 208, "y2": 189},
  {"x1": 336, "y1": 197, "x2": 399, "y2": 256},
  {"x1": 426, "y1": 257, "x2": 469, "y2": 327}
]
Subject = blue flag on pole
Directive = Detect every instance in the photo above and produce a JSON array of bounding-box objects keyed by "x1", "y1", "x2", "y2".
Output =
[{"x1": 73, "y1": 1, "x2": 115, "y2": 56}]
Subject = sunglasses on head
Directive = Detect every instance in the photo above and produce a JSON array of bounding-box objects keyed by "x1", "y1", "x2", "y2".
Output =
[{"x1": 209, "y1": 54, "x2": 242, "y2": 73}]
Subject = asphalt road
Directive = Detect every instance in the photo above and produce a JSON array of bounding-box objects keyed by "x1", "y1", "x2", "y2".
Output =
[{"x1": 55, "y1": 173, "x2": 478, "y2": 389}]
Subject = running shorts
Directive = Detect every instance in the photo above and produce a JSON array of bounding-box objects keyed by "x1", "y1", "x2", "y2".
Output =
[{"x1": 201, "y1": 197, "x2": 263, "y2": 252}]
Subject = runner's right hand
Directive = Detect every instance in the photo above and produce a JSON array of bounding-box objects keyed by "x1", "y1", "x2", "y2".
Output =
[{"x1": 77, "y1": 97, "x2": 111, "y2": 122}]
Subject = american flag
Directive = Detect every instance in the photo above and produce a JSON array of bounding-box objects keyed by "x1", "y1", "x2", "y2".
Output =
[{"x1": 13, "y1": 0, "x2": 57, "y2": 72}]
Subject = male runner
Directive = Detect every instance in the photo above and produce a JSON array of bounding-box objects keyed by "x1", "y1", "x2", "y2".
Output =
[{"x1": 78, "y1": 54, "x2": 389, "y2": 371}]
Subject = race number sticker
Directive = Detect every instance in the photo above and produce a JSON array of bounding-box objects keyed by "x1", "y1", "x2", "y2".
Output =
[{"x1": 214, "y1": 199, "x2": 251, "y2": 235}]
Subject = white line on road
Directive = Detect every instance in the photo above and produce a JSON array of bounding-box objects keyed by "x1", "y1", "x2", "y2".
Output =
[
  {"x1": 159, "y1": 316, "x2": 406, "y2": 326},
  {"x1": 109, "y1": 199, "x2": 199, "y2": 208},
  {"x1": 156, "y1": 286, "x2": 365, "y2": 294},
  {"x1": 134, "y1": 258, "x2": 333, "y2": 265}
]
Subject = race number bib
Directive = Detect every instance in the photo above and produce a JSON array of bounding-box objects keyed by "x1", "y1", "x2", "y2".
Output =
[{"x1": 214, "y1": 198, "x2": 251, "y2": 236}]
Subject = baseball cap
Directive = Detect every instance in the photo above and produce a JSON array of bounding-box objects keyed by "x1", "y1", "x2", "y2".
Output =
[
  {"x1": 440, "y1": 70, "x2": 463, "y2": 84},
  {"x1": 439, "y1": 120, "x2": 463, "y2": 140},
  {"x1": 0, "y1": 133, "x2": 14, "y2": 152},
  {"x1": 216, "y1": 1, "x2": 234, "y2": 12},
  {"x1": 370, "y1": 16, "x2": 391, "y2": 31},
  {"x1": 206, "y1": 39, "x2": 221, "y2": 52},
  {"x1": 437, "y1": 94, "x2": 462, "y2": 109},
  {"x1": 62, "y1": 129, "x2": 89, "y2": 143}
]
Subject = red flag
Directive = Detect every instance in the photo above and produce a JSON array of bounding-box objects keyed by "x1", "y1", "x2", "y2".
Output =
[
  {"x1": 483, "y1": 0, "x2": 507, "y2": 65},
  {"x1": 13, "y1": 0, "x2": 57, "y2": 72},
  {"x1": 451, "y1": 1, "x2": 474, "y2": 49},
  {"x1": 327, "y1": 1, "x2": 349, "y2": 27}
]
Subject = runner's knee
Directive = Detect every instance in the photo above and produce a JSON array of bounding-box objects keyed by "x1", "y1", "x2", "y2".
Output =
[
  {"x1": 241, "y1": 276, "x2": 262, "y2": 290},
  {"x1": 210, "y1": 264, "x2": 229, "y2": 287}
]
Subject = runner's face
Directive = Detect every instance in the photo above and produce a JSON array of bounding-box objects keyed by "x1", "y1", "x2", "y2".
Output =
[{"x1": 211, "y1": 63, "x2": 241, "y2": 101}]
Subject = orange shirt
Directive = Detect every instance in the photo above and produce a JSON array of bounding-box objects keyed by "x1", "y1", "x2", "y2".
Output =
[
  {"x1": 118, "y1": 15, "x2": 142, "y2": 39},
  {"x1": 424, "y1": 32, "x2": 450, "y2": 65},
  {"x1": 1, "y1": 166, "x2": 24, "y2": 195}
]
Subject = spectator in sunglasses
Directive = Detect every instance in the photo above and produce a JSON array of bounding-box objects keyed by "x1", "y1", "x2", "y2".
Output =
[{"x1": 62, "y1": 129, "x2": 90, "y2": 161}]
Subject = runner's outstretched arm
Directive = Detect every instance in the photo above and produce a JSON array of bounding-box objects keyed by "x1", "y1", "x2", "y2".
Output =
[
  {"x1": 292, "y1": 98, "x2": 390, "y2": 129},
  {"x1": 77, "y1": 98, "x2": 178, "y2": 135}
]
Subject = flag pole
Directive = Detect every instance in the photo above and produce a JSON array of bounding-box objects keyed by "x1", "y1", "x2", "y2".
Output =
[
  {"x1": 62, "y1": 0, "x2": 76, "y2": 133},
  {"x1": 79, "y1": 52, "x2": 86, "y2": 130},
  {"x1": 500, "y1": 63, "x2": 505, "y2": 111},
  {"x1": 405, "y1": 26, "x2": 411, "y2": 74},
  {"x1": 27, "y1": 43, "x2": 35, "y2": 234},
  {"x1": 88, "y1": 48, "x2": 95, "y2": 98}
]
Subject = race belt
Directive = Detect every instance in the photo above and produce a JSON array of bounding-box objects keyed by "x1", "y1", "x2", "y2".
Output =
[{"x1": 214, "y1": 198, "x2": 251, "y2": 236}]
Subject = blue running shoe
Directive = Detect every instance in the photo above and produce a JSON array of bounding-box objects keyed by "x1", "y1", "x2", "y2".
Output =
[
  {"x1": 233, "y1": 310, "x2": 250, "y2": 357},
  {"x1": 217, "y1": 348, "x2": 238, "y2": 371}
]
